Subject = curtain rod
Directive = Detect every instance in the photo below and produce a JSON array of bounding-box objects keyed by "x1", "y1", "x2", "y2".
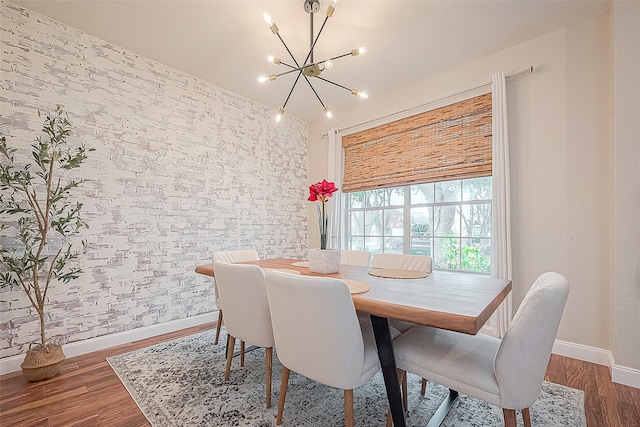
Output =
[{"x1": 321, "y1": 66, "x2": 533, "y2": 138}]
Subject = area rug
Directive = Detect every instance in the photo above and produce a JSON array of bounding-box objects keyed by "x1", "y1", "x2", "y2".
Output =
[{"x1": 107, "y1": 329, "x2": 586, "y2": 427}]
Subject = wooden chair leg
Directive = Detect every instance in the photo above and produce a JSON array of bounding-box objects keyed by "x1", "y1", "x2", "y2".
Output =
[
  {"x1": 522, "y1": 407, "x2": 531, "y2": 427},
  {"x1": 420, "y1": 378, "x2": 427, "y2": 395},
  {"x1": 502, "y1": 408, "x2": 517, "y2": 427},
  {"x1": 276, "y1": 366, "x2": 290, "y2": 425},
  {"x1": 344, "y1": 389, "x2": 354, "y2": 427},
  {"x1": 214, "y1": 310, "x2": 223, "y2": 345},
  {"x1": 240, "y1": 341, "x2": 245, "y2": 367},
  {"x1": 385, "y1": 409, "x2": 393, "y2": 427},
  {"x1": 265, "y1": 347, "x2": 273, "y2": 409},
  {"x1": 224, "y1": 335, "x2": 235, "y2": 381}
]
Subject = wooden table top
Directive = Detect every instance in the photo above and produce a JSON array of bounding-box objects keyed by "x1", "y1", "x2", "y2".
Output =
[{"x1": 195, "y1": 259, "x2": 512, "y2": 335}]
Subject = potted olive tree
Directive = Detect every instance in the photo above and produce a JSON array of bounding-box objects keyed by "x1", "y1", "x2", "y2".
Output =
[{"x1": 0, "y1": 108, "x2": 93, "y2": 381}]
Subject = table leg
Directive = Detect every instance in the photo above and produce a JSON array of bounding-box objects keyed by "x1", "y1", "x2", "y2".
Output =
[
  {"x1": 370, "y1": 315, "x2": 406, "y2": 427},
  {"x1": 425, "y1": 388, "x2": 458, "y2": 427}
]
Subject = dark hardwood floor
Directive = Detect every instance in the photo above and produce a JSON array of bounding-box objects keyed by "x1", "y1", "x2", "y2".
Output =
[{"x1": 1, "y1": 322, "x2": 638, "y2": 426}]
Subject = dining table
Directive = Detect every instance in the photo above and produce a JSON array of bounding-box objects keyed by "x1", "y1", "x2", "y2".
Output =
[{"x1": 195, "y1": 258, "x2": 512, "y2": 427}]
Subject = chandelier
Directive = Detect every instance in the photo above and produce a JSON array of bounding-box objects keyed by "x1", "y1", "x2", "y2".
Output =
[{"x1": 258, "y1": 0, "x2": 368, "y2": 122}]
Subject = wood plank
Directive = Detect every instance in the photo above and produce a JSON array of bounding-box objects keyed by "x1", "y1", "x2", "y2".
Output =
[
  {"x1": 614, "y1": 382, "x2": 640, "y2": 426},
  {"x1": 1, "y1": 386, "x2": 88, "y2": 414}
]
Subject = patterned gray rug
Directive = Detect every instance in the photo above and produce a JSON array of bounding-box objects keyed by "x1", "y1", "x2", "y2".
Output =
[{"x1": 107, "y1": 328, "x2": 586, "y2": 426}]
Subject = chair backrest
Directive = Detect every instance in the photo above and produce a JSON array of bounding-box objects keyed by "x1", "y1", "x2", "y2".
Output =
[
  {"x1": 212, "y1": 249, "x2": 260, "y2": 263},
  {"x1": 371, "y1": 253, "x2": 432, "y2": 273},
  {"x1": 264, "y1": 270, "x2": 366, "y2": 390},
  {"x1": 340, "y1": 250, "x2": 372, "y2": 267},
  {"x1": 213, "y1": 261, "x2": 274, "y2": 348},
  {"x1": 494, "y1": 272, "x2": 569, "y2": 409},
  {"x1": 212, "y1": 250, "x2": 260, "y2": 305}
]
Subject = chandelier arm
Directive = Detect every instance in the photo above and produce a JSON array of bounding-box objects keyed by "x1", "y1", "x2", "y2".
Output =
[
  {"x1": 275, "y1": 67, "x2": 308, "y2": 79},
  {"x1": 282, "y1": 71, "x2": 305, "y2": 109},
  {"x1": 303, "y1": 14, "x2": 330, "y2": 68},
  {"x1": 273, "y1": 61, "x2": 324, "y2": 79},
  {"x1": 276, "y1": 33, "x2": 302, "y2": 68},
  {"x1": 301, "y1": 75, "x2": 327, "y2": 108},
  {"x1": 316, "y1": 76, "x2": 353, "y2": 93},
  {"x1": 321, "y1": 51, "x2": 354, "y2": 63},
  {"x1": 303, "y1": 74, "x2": 325, "y2": 108}
]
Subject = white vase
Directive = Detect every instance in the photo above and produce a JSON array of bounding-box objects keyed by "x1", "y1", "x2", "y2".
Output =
[{"x1": 308, "y1": 249, "x2": 341, "y2": 274}]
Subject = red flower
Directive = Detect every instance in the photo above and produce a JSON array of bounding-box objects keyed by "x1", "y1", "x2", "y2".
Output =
[
  {"x1": 308, "y1": 180, "x2": 339, "y2": 249},
  {"x1": 308, "y1": 179, "x2": 338, "y2": 203}
]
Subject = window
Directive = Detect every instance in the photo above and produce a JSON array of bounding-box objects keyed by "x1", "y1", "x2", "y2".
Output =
[
  {"x1": 340, "y1": 93, "x2": 493, "y2": 273},
  {"x1": 345, "y1": 177, "x2": 492, "y2": 273}
]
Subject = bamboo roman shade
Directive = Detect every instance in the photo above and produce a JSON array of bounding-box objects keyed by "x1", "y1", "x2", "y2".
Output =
[{"x1": 341, "y1": 93, "x2": 492, "y2": 193}]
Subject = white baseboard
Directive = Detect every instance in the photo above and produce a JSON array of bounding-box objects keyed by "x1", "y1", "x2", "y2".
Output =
[
  {"x1": 552, "y1": 339, "x2": 614, "y2": 367},
  {"x1": 612, "y1": 364, "x2": 640, "y2": 389},
  {"x1": 0, "y1": 311, "x2": 216, "y2": 376},
  {"x1": 553, "y1": 339, "x2": 640, "y2": 388}
]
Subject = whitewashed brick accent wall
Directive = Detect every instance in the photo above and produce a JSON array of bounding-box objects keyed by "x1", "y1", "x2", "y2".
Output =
[{"x1": 0, "y1": 2, "x2": 308, "y2": 358}]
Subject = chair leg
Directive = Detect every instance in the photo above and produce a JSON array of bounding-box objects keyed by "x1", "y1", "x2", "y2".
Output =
[
  {"x1": 276, "y1": 366, "x2": 290, "y2": 425},
  {"x1": 224, "y1": 335, "x2": 235, "y2": 381},
  {"x1": 344, "y1": 389, "x2": 354, "y2": 427},
  {"x1": 214, "y1": 310, "x2": 223, "y2": 345},
  {"x1": 420, "y1": 378, "x2": 427, "y2": 395},
  {"x1": 385, "y1": 410, "x2": 393, "y2": 427},
  {"x1": 265, "y1": 347, "x2": 273, "y2": 409},
  {"x1": 522, "y1": 407, "x2": 531, "y2": 427},
  {"x1": 240, "y1": 341, "x2": 245, "y2": 367},
  {"x1": 502, "y1": 408, "x2": 517, "y2": 427}
]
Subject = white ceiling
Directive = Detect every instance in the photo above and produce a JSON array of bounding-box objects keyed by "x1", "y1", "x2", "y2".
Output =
[{"x1": 13, "y1": 0, "x2": 610, "y2": 123}]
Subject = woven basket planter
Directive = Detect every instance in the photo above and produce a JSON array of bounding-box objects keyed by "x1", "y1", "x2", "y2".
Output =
[{"x1": 20, "y1": 340, "x2": 66, "y2": 382}]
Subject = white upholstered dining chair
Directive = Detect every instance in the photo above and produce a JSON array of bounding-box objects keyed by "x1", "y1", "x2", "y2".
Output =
[
  {"x1": 371, "y1": 253, "x2": 432, "y2": 273},
  {"x1": 264, "y1": 270, "x2": 381, "y2": 427},
  {"x1": 391, "y1": 272, "x2": 569, "y2": 427},
  {"x1": 340, "y1": 249, "x2": 372, "y2": 267},
  {"x1": 213, "y1": 261, "x2": 275, "y2": 408},
  {"x1": 212, "y1": 249, "x2": 260, "y2": 346},
  {"x1": 370, "y1": 254, "x2": 433, "y2": 335}
]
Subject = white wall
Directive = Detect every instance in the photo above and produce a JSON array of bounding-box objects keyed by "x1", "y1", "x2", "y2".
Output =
[
  {"x1": 310, "y1": 13, "x2": 620, "y2": 361},
  {"x1": 611, "y1": 1, "x2": 640, "y2": 371},
  {"x1": 0, "y1": 2, "x2": 308, "y2": 360}
]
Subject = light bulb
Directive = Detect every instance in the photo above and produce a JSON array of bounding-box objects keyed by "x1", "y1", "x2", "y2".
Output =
[
  {"x1": 258, "y1": 74, "x2": 276, "y2": 83},
  {"x1": 324, "y1": 106, "x2": 333, "y2": 119},
  {"x1": 324, "y1": 60, "x2": 334, "y2": 70},
  {"x1": 351, "y1": 47, "x2": 366, "y2": 56},
  {"x1": 275, "y1": 107, "x2": 285, "y2": 123},
  {"x1": 267, "y1": 55, "x2": 281, "y2": 65},
  {"x1": 351, "y1": 89, "x2": 369, "y2": 99},
  {"x1": 264, "y1": 12, "x2": 278, "y2": 34},
  {"x1": 326, "y1": 3, "x2": 335, "y2": 17}
]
